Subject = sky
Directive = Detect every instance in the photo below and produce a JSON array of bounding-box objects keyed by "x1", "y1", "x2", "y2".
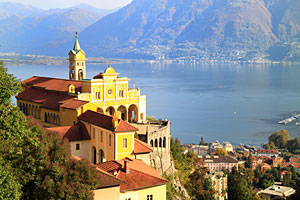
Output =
[{"x1": 0, "y1": 0, "x2": 133, "y2": 9}]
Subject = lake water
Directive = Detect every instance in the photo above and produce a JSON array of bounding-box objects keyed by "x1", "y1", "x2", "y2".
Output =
[{"x1": 7, "y1": 62, "x2": 300, "y2": 146}]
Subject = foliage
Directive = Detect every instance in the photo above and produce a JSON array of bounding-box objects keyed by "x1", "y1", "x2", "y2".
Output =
[
  {"x1": 268, "y1": 130, "x2": 290, "y2": 149},
  {"x1": 245, "y1": 155, "x2": 253, "y2": 168},
  {"x1": 199, "y1": 136, "x2": 208, "y2": 145},
  {"x1": 0, "y1": 62, "x2": 98, "y2": 199},
  {"x1": 0, "y1": 61, "x2": 21, "y2": 105},
  {"x1": 189, "y1": 167, "x2": 215, "y2": 200},
  {"x1": 0, "y1": 157, "x2": 22, "y2": 200},
  {"x1": 164, "y1": 175, "x2": 178, "y2": 200},
  {"x1": 287, "y1": 137, "x2": 300, "y2": 154},
  {"x1": 215, "y1": 148, "x2": 228, "y2": 156},
  {"x1": 146, "y1": 115, "x2": 157, "y2": 121},
  {"x1": 228, "y1": 167, "x2": 257, "y2": 200}
]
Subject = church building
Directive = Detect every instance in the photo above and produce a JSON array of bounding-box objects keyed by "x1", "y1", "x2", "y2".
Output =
[{"x1": 16, "y1": 33, "x2": 146, "y2": 127}]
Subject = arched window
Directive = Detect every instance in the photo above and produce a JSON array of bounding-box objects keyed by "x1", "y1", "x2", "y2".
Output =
[
  {"x1": 155, "y1": 139, "x2": 158, "y2": 147},
  {"x1": 159, "y1": 138, "x2": 162, "y2": 147},
  {"x1": 19, "y1": 102, "x2": 22, "y2": 111},
  {"x1": 150, "y1": 140, "x2": 153, "y2": 147},
  {"x1": 44, "y1": 113, "x2": 48, "y2": 122},
  {"x1": 163, "y1": 137, "x2": 166, "y2": 148}
]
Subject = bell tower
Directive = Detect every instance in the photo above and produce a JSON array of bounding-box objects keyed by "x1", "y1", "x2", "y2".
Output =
[{"x1": 69, "y1": 32, "x2": 86, "y2": 80}]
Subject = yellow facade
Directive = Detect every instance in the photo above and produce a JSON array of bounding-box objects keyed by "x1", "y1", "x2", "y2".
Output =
[
  {"x1": 120, "y1": 184, "x2": 166, "y2": 200},
  {"x1": 82, "y1": 120, "x2": 135, "y2": 164},
  {"x1": 77, "y1": 66, "x2": 146, "y2": 123},
  {"x1": 94, "y1": 186, "x2": 120, "y2": 200}
]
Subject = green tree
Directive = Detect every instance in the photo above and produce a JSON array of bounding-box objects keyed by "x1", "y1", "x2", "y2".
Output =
[
  {"x1": 0, "y1": 157, "x2": 22, "y2": 199},
  {"x1": 0, "y1": 62, "x2": 98, "y2": 199},
  {"x1": 189, "y1": 167, "x2": 215, "y2": 200},
  {"x1": 228, "y1": 167, "x2": 256, "y2": 200},
  {"x1": 287, "y1": 137, "x2": 300, "y2": 154},
  {"x1": 268, "y1": 130, "x2": 290, "y2": 149},
  {"x1": 0, "y1": 61, "x2": 20, "y2": 105},
  {"x1": 215, "y1": 148, "x2": 228, "y2": 156}
]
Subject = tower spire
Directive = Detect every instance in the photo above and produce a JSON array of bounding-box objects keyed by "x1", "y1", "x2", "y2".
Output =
[{"x1": 73, "y1": 32, "x2": 81, "y2": 52}]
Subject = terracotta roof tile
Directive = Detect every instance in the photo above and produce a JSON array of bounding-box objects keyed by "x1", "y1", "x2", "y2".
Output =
[
  {"x1": 70, "y1": 156, "x2": 124, "y2": 188},
  {"x1": 59, "y1": 98, "x2": 89, "y2": 109},
  {"x1": 134, "y1": 138, "x2": 153, "y2": 154},
  {"x1": 93, "y1": 73, "x2": 103, "y2": 79},
  {"x1": 16, "y1": 87, "x2": 72, "y2": 110},
  {"x1": 22, "y1": 76, "x2": 82, "y2": 93},
  {"x1": 78, "y1": 110, "x2": 138, "y2": 132},
  {"x1": 98, "y1": 158, "x2": 167, "y2": 192},
  {"x1": 17, "y1": 87, "x2": 87, "y2": 110},
  {"x1": 257, "y1": 149, "x2": 279, "y2": 154},
  {"x1": 46, "y1": 122, "x2": 90, "y2": 141},
  {"x1": 117, "y1": 169, "x2": 168, "y2": 192}
]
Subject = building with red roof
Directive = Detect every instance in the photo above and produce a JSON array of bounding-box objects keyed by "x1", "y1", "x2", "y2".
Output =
[
  {"x1": 98, "y1": 157, "x2": 168, "y2": 200},
  {"x1": 47, "y1": 111, "x2": 153, "y2": 166},
  {"x1": 16, "y1": 33, "x2": 146, "y2": 128}
]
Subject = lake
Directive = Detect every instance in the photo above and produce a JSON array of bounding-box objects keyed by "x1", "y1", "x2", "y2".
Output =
[{"x1": 7, "y1": 62, "x2": 300, "y2": 146}]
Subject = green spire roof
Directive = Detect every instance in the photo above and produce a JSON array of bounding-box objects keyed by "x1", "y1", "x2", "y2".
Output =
[
  {"x1": 71, "y1": 32, "x2": 85, "y2": 55},
  {"x1": 73, "y1": 32, "x2": 81, "y2": 51}
]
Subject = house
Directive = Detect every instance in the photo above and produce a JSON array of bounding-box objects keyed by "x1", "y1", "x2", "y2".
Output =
[
  {"x1": 71, "y1": 155, "x2": 124, "y2": 200},
  {"x1": 201, "y1": 155, "x2": 239, "y2": 171},
  {"x1": 98, "y1": 157, "x2": 168, "y2": 200},
  {"x1": 256, "y1": 149, "x2": 279, "y2": 157},
  {"x1": 257, "y1": 184, "x2": 295, "y2": 200},
  {"x1": 47, "y1": 110, "x2": 153, "y2": 165},
  {"x1": 16, "y1": 33, "x2": 146, "y2": 128}
]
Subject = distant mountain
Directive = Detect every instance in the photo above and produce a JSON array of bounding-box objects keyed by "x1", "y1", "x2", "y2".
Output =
[
  {"x1": 76, "y1": 0, "x2": 300, "y2": 61},
  {"x1": 0, "y1": 2, "x2": 43, "y2": 19},
  {"x1": 0, "y1": 3, "x2": 103, "y2": 55},
  {"x1": 1, "y1": 0, "x2": 300, "y2": 61}
]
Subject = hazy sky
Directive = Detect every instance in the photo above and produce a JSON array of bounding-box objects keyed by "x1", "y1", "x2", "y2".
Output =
[{"x1": 0, "y1": 0, "x2": 133, "y2": 9}]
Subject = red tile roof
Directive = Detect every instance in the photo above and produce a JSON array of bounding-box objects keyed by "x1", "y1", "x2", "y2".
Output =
[
  {"x1": 78, "y1": 110, "x2": 138, "y2": 132},
  {"x1": 70, "y1": 156, "x2": 124, "y2": 189},
  {"x1": 134, "y1": 138, "x2": 153, "y2": 154},
  {"x1": 46, "y1": 122, "x2": 90, "y2": 141},
  {"x1": 22, "y1": 76, "x2": 82, "y2": 93},
  {"x1": 93, "y1": 73, "x2": 103, "y2": 79},
  {"x1": 59, "y1": 98, "x2": 89, "y2": 109},
  {"x1": 16, "y1": 87, "x2": 87, "y2": 110},
  {"x1": 117, "y1": 169, "x2": 168, "y2": 192},
  {"x1": 257, "y1": 149, "x2": 279, "y2": 154},
  {"x1": 98, "y1": 158, "x2": 167, "y2": 192}
]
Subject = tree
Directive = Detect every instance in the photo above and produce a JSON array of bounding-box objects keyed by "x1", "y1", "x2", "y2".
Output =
[
  {"x1": 228, "y1": 167, "x2": 256, "y2": 200},
  {"x1": 0, "y1": 61, "x2": 20, "y2": 105},
  {"x1": 287, "y1": 137, "x2": 300, "y2": 154},
  {"x1": 189, "y1": 167, "x2": 215, "y2": 200},
  {"x1": 245, "y1": 155, "x2": 253, "y2": 168},
  {"x1": 268, "y1": 130, "x2": 290, "y2": 149},
  {"x1": 0, "y1": 157, "x2": 22, "y2": 199},
  {"x1": 199, "y1": 136, "x2": 205, "y2": 145},
  {"x1": 0, "y1": 62, "x2": 98, "y2": 199},
  {"x1": 216, "y1": 148, "x2": 228, "y2": 156}
]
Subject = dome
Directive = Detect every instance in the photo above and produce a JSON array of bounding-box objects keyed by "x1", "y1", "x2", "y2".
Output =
[{"x1": 104, "y1": 66, "x2": 116, "y2": 74}]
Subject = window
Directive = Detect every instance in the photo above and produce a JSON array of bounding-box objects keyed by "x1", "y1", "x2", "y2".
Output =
[
  {"x1": 76, "y1": 143, "x2": 80, "y2": 150},
  {"x1": 125, "y1": 198, "x2": 131, "y2": 200},
  {"x1": 95, "y1": 92, "x2": 101, "y2": 99},
  {"x1": 123, "y1": 138, "x2": 127, "y2": 148},
  {"x1": 147, "y1": 195, "x2": 153, "y2": 200},
  {"x1": 93, "y1": 128, "x2": 95, "y2": 139},
  {"x1": 101, "y1": 131, "x2": 103, "y2": 142},
  {"x1": 109, "y1": 134, "x2": 111, "y2": 146},
  {"x1": 119, "y1": 90, "x2": 124, "y2": 97},
  {"x1": 73, "y1": 121, "x2": 76, "y2": 125},
  {"x1": 44, "y1": 113, "x2": 48, "y2": 122}
]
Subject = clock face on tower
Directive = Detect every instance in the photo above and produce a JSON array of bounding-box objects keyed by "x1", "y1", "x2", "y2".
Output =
[{"x1": 107, "y1": 89, "x2": 112, "y2": 96}]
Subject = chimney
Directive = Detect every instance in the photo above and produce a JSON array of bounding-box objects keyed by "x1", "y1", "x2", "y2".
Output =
[{"x1": 124, "y1": 159, "x2": 130, "y2": 174}]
